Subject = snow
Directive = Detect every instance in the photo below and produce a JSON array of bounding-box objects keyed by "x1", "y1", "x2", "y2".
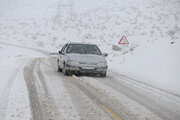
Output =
[
  {"x1": 110, "y1": 38, "x2": 180, "y2": 96},
  {"x1": 0, "y1": 59, "x2": 18, "y2": 96},
  {"x1": 73, "y1": 75, "x2": 162, "y2": 120},
  {"x1": 0, "y1": 43, "x2": 44, "y2": 96},
  {"x1": 0, "y1": 44, "x2": 45, "y2": 119},
  {"x1": 4, "y1": 63, "x2": 30, "y2": 120},
  {"x1": 0, "y1": 0, "x2": 180, "y2": 119},
  {"x1": 38, "y1": 61, "x2": 81, "y2": 119}
]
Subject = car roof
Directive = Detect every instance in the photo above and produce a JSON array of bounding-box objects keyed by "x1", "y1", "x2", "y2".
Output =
[{"x1": 67, "y1": 42, "x2": 96, "y2": 45}]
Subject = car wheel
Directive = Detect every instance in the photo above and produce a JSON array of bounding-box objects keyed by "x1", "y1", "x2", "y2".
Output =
[
  {"x1": 57, "y1": 60, "x2": 62, "y2": 72},
  {"x1": 100, "y1": 72, "x2": 106, "y2": 77},
  {"x1": 63, "y1": 63, "x2": 69, "y2": 75}
]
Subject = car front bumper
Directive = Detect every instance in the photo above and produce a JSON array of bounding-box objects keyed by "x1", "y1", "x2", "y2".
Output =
[{"x1": 65, "y1": 64, "x2": 107, "y2": 74}]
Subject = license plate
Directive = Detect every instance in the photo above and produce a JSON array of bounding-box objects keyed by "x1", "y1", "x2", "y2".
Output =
[{"x1": 82, "y1": 67, "x2": 95, "y2": 70}]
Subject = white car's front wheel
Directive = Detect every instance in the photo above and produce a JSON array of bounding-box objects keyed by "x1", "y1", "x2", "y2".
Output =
[
  {"x1": 100, "y1": 72, "x2": 106, "y2": 77},
  {"x1": 63, "y1": 63, "x2": 69, "y2": 75},
  {"x1": 57, "y1": 60, "x2": 62, "y2": 72}
]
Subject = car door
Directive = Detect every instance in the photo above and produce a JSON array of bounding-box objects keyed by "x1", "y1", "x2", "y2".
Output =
[{"x1": 59, "y1": 44, "x2": 68, "y2": 68}]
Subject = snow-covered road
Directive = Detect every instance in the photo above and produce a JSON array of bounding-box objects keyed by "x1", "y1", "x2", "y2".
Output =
[
  {"x1": 23, "y1": 57, "x2": 180, "y2": 120},
  {"x1": 0, "y1": 42, "x2": 180, "y2": 120}
]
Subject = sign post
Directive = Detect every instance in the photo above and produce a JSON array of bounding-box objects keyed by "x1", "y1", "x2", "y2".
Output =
[
  {"x1": 123, "y1": 44, "x2": 125, "y2": 62},
  {"x1": 118, "y1": 35, "x2": 129, "y2": 63}
]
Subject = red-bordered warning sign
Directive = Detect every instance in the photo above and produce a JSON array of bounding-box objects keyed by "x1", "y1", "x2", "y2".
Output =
[{"x1": 118, "y1": 35, "x2": 129, "y2": 44}]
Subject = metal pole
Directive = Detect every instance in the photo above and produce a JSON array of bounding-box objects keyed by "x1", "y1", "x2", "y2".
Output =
[{"x1": 123, "y1": 44, "x2": 125, "y2": 63}]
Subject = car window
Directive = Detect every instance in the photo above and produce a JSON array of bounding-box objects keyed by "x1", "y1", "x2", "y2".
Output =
[
  {"x1": 66, "y1": 44, "x2": 82, "y2": 54},
  {"x1": 66, "y1": 44, "x2": 102, "y2": 55}
]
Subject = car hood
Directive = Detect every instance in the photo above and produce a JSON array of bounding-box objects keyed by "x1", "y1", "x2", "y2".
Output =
[{"x1": 67, "y1": 54, "x2": 106, "y2": 63}]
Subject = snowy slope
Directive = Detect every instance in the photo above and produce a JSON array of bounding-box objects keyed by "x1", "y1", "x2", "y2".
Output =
[{"x1": 0, "y1": 0, "x2": 180, "y2": 95}]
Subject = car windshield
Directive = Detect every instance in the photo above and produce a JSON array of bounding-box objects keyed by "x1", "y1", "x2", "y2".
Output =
[{"x1": 66, "y1": 44, "x2": 102, "y2": 55}]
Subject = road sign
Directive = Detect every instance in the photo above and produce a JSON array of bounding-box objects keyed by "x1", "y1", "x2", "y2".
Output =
[
  {"x1": 118, "y1": 35, "x2": 129, "y2": 44},
  {"x1": 118, "y1": 35, "x2": 129, "y2": 63}
]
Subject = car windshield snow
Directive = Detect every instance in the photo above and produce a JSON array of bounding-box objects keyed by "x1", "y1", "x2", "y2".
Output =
[{"x1": 66, "y1": 44, "x2": 102, "y2": 55}]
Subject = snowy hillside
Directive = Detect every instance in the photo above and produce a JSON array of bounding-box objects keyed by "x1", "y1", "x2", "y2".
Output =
[{"x1": 0, "y1": 0, "x2": 180, "y2": 95}]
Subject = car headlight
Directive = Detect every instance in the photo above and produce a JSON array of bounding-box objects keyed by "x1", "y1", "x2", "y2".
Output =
[{"x1": 97, "y1": 62, "x2": 107, "y2": 67}]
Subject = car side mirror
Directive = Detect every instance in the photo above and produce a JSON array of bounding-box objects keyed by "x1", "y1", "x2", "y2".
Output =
[
  {"x1": 59, "y1": 51, "x2": 65, "y2": 55},
  {"x1": 103, "y1": 53, "x2": 108, "y2": 57},
  {"x1": 58, "y1": 51, "x2": 62, "y2": 54}
]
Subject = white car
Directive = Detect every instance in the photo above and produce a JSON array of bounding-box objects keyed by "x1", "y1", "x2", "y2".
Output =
[{"x1": 57, "y1": 43, "x2": 108, "y2": 77}]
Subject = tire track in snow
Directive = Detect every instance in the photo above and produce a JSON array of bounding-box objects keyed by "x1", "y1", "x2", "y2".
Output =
[
  {"x1": 0, "y1": 42, "x2": 57, "y2": 120},
  {"x1": 64, "y1": 79, "x2": 112, "y2": 120},
  {"x1": 24, "y1": 59, "x2": 60, "y2": 120},
  {"x1": 24, "y1": 60, "x2": 46, "y2": 120},
  {"x1": 38, "y1": 58, "x2": 81, "y2": 120},
  {"x1": 72, "y1": 75, "x2": 161, "y2": 120},
  {"x1": 64, "y1": 76, "x2": 128, "y2": 120}
]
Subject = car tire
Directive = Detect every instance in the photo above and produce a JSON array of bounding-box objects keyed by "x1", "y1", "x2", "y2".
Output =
[
  {"x1": 57, "y1": 60, "x2": 62, "y2": 72},
  {"x1": 63, "y1": 63, "x2": 69, "y2": 76},
  {"x1": 100, "y1": 72, "x2": 106, "y2": 77}
]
